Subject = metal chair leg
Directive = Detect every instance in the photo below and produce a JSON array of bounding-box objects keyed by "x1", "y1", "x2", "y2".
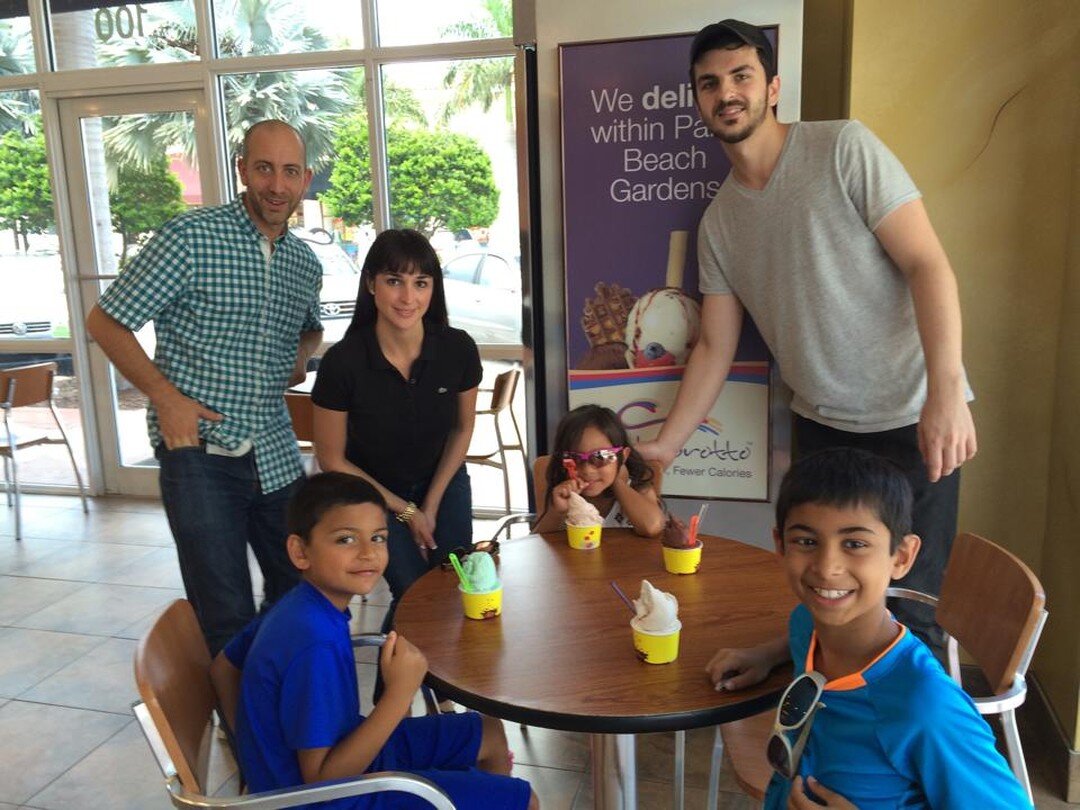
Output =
[
  {"x1": 673, "y1": 729, "x2": 685, "y2": 810},
  {"x1": 1001, "y1": 708, "x2": 1033, "y2": 804},
  {"x1": 420, "y1": 684, "x2": 440, "y2": 716},
  {"x1": 8, "y1": 440, "x2": 22, "y2": 542},
  {"x1": 707, "y1": 725, "x2": 724, "y2": 809},
  {"x1": 494, "y1": 418, "x2": 510, "y2": 514},
  {"x1": 52, "y1": 404, "x2": 88, "y2": 514},
  {"x1": 2, "y1": 453, "x2": 11, "y2": 507}
]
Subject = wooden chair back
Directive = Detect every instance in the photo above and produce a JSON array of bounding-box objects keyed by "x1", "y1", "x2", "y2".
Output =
[
  {"x1": 486, "y1": 368, "x2": 519, "y2": 413},
  {"x1": 134, "y1": 599, "x2": 217, "y2": 794},
  {"x1": 0, "y1": 362, "x2": 56, "y2": 408},
  {"x1": 532, "y1": 454, "x2": 665, "y2": 511},
  {"x1": 532, "y1": 455, "x2": 550, "y2": 509},
  {"x1": 936, "y1": 532, "x2": 1045, "y2": 694},
  {"x1": 719, "y1": 710, "x2": 773, "y2": 801},
  {"x1": 285, "y1": 392, "x2": 315, "y2": 443}
]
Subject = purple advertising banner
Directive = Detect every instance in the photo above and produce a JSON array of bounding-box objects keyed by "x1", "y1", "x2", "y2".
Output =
[{"x1": 560, "y1": 32, "x2": 774, "y2": 500}]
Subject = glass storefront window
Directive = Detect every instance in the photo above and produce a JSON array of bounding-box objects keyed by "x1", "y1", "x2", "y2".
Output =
[
  {"x1": 49, "y1": 0, "x2": 198, "y2": 70},
  {"x1": 379, "y1": 58, "x2": 521, "y2": 345},
  {"x1": 211, "y1": 0, "x2": 364, "y2": 57},
  {"x1": 0, "y1": 2, "x2": 36, "y2": 75},
  {"x1": 377, "y1": 0, "x2": 510, "y2": 48},
  {"x1": 222, "y1": 67, "x2": 364, "y2": 345},
  {"x1": 0, "y1": 87, "x2": 83, "y2": 490},
  {"x1": 81, "y1": 108, "x2": 199, "y2": 466},
  {"x1": 0, "y1": 90, "x2": 68, "y2": 343}
]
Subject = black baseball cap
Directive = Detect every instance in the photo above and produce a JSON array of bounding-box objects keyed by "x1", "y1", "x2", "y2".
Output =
[{"x1": 689, "y1": 19, "x2": 775, "y2": 78}]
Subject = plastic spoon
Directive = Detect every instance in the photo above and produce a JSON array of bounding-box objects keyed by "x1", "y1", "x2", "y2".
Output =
[
  {"x1": 448, "y1": 552, "x2": 473, "y2": 592},
  {"x1": 562, "y1": 457, "x2": 578, "y2": 481},
  {"x1": 609, "y1": 580, "x2": 636, "y2": 617}
]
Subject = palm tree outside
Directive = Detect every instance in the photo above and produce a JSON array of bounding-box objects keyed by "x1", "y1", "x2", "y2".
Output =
[{"x1": 439, "y1": 0, "x2": 515, "y2": 124}]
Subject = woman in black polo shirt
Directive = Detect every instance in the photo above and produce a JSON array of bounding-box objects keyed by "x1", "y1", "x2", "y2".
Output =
[{"x1": 311, "y1": 229, "x2": 482, "y2": 600}]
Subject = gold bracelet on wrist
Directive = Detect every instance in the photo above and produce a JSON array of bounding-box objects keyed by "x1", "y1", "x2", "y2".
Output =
[{"x1": 396, "y1": 501, "x2": 418, "y2": 524}]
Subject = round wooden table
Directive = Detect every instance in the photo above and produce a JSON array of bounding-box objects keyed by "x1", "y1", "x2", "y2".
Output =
[{"x1": 394, "y1": 528, "x2": 795, "y2": 808}]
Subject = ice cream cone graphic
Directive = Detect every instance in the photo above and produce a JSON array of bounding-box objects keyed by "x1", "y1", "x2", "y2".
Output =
[{"x1": 625, "y1": 230, "x2": 702, "y2": 368}]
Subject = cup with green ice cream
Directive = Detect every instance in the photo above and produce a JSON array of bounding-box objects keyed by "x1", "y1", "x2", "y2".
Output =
[{"x1": 459, "y1": 551, "x2": 502, "y2": 619}]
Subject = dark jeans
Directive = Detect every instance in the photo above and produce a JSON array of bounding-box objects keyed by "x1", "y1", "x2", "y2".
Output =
[
  {"x1": 157, "y1": 445, "x2": 302, "y2": 656},
  {"x1": 382, "y1": 465, "x2": 474, "y2": 602},
  {"x1": 375, "y1": 466, "x2": 473, "y2": 703},
  {"x1": 793, "y1": 416, "x2": 960, "y2": 655}
]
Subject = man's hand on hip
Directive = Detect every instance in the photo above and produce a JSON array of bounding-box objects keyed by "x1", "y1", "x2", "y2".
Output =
[
  {"x1": 918, "y1": 390, "x2": 976, "y2": 483},
  {"x1": 155, "y1": 390, "x2": 223, "y2": 449}
]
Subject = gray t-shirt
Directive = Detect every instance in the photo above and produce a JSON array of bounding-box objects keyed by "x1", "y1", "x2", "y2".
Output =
[{"x1": 699, "y1": 119, "x2": 970, "y2": 432}]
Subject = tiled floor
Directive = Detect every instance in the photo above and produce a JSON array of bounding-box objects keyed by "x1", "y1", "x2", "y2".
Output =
[{"x1": 0, "y1": 493, "x2": 1072, "y2": 809}]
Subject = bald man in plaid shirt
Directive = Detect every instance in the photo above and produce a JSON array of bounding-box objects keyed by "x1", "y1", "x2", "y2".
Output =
[{"x1": 87, "y1": 120, "x2": 324, "y2": 654}]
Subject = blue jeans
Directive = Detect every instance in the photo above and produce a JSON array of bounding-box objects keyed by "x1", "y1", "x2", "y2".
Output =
[
  {"x1": 157, "y1": 445, "x2": 302, "y2": 656},
  {"x1": 383, "y1": 465, "x2": 474, "y2": 602},
  {"x1": 376, "y1": 465, "x2": 473, "y2": 703}
]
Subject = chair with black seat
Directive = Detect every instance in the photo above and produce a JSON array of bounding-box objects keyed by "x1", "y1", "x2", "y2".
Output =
[
  {"x1": 1, "y1": 362, "x2": 87, "y2": 541},
  {"x1": 133, "y1": 598, "x2": 456, "y2": 809},
  {"x1": 465, "y1": 368, "x2": 524, "y2": 516},
  {"x1": 709, "y1": 532, "x2": 1048, "y2": 807}
]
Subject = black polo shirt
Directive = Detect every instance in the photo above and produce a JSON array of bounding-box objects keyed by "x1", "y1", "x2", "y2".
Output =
[{"x1": 311, "y1": 323, "x2": 482, "y2": 493}]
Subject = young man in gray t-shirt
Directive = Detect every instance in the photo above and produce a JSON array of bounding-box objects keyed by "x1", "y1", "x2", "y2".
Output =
[{"x1": 639, "y1": 20, "x2": 976, "y2": 661}]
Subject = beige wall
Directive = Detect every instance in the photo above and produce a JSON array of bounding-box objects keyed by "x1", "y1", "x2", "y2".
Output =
[
  {"x1": 843, "y1": 0, "x2": 1080, "y2": 747},
  {"x1": 1041, "y1": 128, "x2": 1080, "y2": 749}
]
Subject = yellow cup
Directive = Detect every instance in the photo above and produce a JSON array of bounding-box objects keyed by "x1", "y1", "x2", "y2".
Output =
[
  {"x1": 566, "y1": 523, "x2": 602, "y2": 550},
  {"x1": 631, "y1": 619, "x2": 681, "y2": 664},
  {"x1": 459, "y1": 585, "x2": 503, "y2": 620},
  {"x1": 662, "y1": 542, "x2": 703, "y2": 574}
]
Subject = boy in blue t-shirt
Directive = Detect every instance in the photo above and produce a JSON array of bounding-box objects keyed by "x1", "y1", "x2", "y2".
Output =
[
  {"x1": 706, "y1": 448, "x2": 1031, "y2": 809},
  {"x1": 227, "y1": 472, "x2": 536, "y2": 809}
]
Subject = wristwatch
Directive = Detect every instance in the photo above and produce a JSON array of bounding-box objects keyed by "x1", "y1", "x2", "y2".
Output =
[{"x1": 396, "y1": 501, "x2": 418, "y2": 524}]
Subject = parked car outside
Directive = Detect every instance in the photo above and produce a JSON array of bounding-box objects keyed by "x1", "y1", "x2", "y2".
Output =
[
  {"x1": 295, "y1": 229, "x2": 523, "y2": 346},
  {"x1": 0, "y1": 281, "x2": 69, "y2": 341},
  {"x1": 312, "y1": 242, "x2": 362, "y2": 321},
  {"x1": 442, "y1": 251, "x2": 522, "y2": 344}
]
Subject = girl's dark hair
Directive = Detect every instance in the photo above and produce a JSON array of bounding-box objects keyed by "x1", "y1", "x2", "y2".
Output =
[
  {"x1": 346, "y1": 228, "x2": 449, "y2": 336},
  {"x1": 775, "y1": 447, "x2": 913, "y2": 552},
  {"x1": 545, "y1": 404, "x2": 653, "y2": 505},
  {"x1": 287, "y1": 472, "x2": 387, "y2": 541}
]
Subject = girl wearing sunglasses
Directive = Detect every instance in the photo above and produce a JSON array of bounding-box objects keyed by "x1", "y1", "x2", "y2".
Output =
[{"x1": 533, "y1": 404, "x2": 665, "y2": 537}]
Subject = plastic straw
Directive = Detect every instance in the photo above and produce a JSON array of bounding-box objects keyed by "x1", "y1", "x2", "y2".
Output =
[
  {"x1": 689, "y1": 503, "x2": 709, "y2": 546},
  {"x1": 609, "y1": 581, "x2": 636, "y2": 616},
  {"x1": 687, "y1": 516, "x2": 699, "y2": 548},
  {"x1": 448, "y1": 553, "x2": 473, "y2": 592}
]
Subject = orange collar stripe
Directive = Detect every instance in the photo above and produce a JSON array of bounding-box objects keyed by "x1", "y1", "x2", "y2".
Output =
[{"x1": 804, "y1": 624, "x2": 908, "y2": 692}]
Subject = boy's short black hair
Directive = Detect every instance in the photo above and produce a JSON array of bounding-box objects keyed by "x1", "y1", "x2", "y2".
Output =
[
  {"x1": 776, "y1": 448, "x2": 913, "y2": 551},
  {"x1": 287, "y1": 472, "x2": 387, "y2": 541}
]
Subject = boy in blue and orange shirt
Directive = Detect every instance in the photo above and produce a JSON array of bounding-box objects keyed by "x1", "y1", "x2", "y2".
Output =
[
  {"x1": 708, "y1": 447, "x2": 1030, "y2": 809},
  {"x1": 226, "y1": 471, "x2": 536, "y2": 809}
]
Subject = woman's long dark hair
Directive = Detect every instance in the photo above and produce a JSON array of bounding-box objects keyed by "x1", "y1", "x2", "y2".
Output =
[
  {"x1": 345, "y1": 229, "x2": 449, "y2": 336},
  {"x1": 544, "y1": 404, "x2": 654, "y2": 506}
]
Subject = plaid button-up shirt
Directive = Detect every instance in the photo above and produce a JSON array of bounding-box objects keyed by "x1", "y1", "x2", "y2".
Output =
[{"x1": 97, "y1": 196, "x2": 323, "y2": 493}]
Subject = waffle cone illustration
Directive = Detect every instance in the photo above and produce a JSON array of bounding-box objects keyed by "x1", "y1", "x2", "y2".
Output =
[{"x1": 577, "y1": 282, "x2": 637, "y2": 369}]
